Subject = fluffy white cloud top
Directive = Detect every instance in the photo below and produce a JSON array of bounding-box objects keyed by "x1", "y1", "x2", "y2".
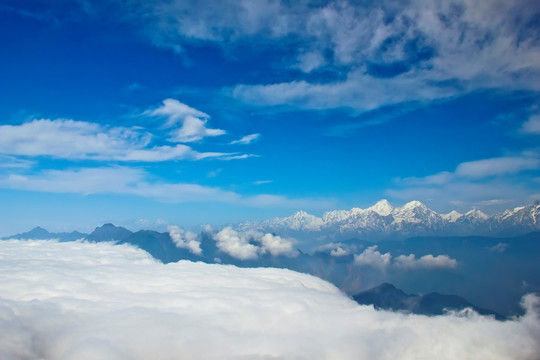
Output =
[
  {"x1": 167, "y1": 225, "x2": 202, "y2": 255},
  {"x1": 212, "y1": 227, "x2": 298, "y2": 260},
  {"x1": 0, "y1": 240, "x2": 539, "y2": 359},
  {"x1": 394, "y1": 254, "x2": 458, "y2": 269},
  {"x1": 353, "y1": 245, "x2": 457, "y2": 270},
  {"x1": 353, "y1": 245, "x2": 392, "y2": 268}
]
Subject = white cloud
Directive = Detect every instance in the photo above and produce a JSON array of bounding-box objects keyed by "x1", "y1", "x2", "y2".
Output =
[
  {"x1": 167, "y1": 225, "x2": 202, "y2": 255},
  {"x1": 353, "y1": 246, "x2": 457, "y2": 270},
  {"x1": 331, "y1": 247, "x2": 349, "y2": 257},
  {"x1": 182, "y1": 0, "x2": 540, "y2": 111},
  {"x1": 0, "y1": 165, "x2": 332, "y2": 209},
  {"x1": 212, "y1": 227, "x2": 298, "y2": 260},
  {"x1": 253, "y1": 180, "x2": 273, "y2": 185},
  {"x1": 0, "y1": 240, "x2": 539, "y2": 359},
  {"x1": 0, "y1": 166, "x2": 240, "y2": 202},
  {"x1": 388, "y1": 152, "x2": 540, "y2": 213},
  {"x1": 0, "y1": 155, "x2": 33, "y2": 169},
  {"x1": 456, "y1": 155, "x2": 540, "y2": 179},
  {"x1": 146, "y1": 99, "x2": 225, "y2": 142},
  {"x1": 316, "y1": 242, "x2": 351, "y2": 257},
  {"x1": 353, "y1": 245, "x2": 392, "y2": 268},
  {"x1": 490, "y1": 243, "x2": 509, "y2": 253},
  {"x1": 0, "y1": 118, "x2": 233, "y2": 161},
  {"x1": 394, "y1": 254, "x2": 458, "y2": 269},
  {"x1": 258, "y1": 232, "x2": 297, "y2": 257},
  {"x1": 230, "y1": 133, "x2": 261, "y2": 145},
  {"x1": 521, "y1": 115, "x2": 540, "y2": 134}
]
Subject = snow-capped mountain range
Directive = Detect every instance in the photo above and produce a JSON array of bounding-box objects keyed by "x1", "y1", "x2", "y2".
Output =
[{"x1": 241, "y1": 200, "x2": 540, "y2": 239}]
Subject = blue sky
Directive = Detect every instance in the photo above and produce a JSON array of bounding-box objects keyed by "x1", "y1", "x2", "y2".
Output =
[{"x1": 1, "y1": 0, "x2": 540, "y2": 235}]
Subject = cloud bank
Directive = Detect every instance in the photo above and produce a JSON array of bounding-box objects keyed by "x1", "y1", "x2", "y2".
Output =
[{"x1": 0, "y1": 240, "x2": 539, "y2": 359}]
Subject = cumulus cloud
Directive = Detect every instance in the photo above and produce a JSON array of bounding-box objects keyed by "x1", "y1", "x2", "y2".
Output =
[
  {"x1": 353, "y1": 245, "x2": 392, "y2": 268},
  {"x1": 316, "y1": 242, "x2": 351, "y2": 257},
  {"x1": 0, "y1": 240, "x2": 539, "y2": 359},
  {"x1": 167, "y1": 225, "x2": 202, "y2": 255},
  {"x1": 394, "y1": 254, "x2": 458, "y2": 269},
  {"x1": 229, "y1": 133, "x2": 261, "y2": 145},
  {"x1": 0, "y1": 118, "x2": 232, "y2": 162},
  {"x1": 146, "y1": 98, "x2": 225, "y2": 142},
  {"x1": 353, "y1": 246, "x2": 457, "y2": 270},
  {"x1": 212, "y1": 227, "x2": 298, "y2": 260}
]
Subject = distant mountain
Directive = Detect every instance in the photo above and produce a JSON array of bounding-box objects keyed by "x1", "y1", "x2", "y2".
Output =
[
  {"x1": 86, "y1": 223, "x2": 133, "y2": 242},
  {"x1": 3, "y1": 226, "x2": 87, "y2": 241},
  {"x1": 353, "y1": 283, "x2": 504, "y2": 320},
  {"x1": 241, "y1": 200, "x2": 540, "y2": 239}
]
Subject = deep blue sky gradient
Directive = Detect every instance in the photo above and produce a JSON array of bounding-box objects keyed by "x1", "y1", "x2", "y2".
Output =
[{"x1": 1, "y1": 1, "x2": 540, "y2": 234}]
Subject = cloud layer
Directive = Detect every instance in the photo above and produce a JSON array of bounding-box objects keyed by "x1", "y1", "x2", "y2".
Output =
[
  {"x1": 126, "y1": 0, "x2": 540, "y2": 110},
  {"x1": 0, "y1": 240, "x2": 539, "y2": 359}
]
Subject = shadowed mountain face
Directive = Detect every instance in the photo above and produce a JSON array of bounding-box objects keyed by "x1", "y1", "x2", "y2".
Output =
[{"x1": 353, "y1": 283, "x2": 504, "y2": 320}]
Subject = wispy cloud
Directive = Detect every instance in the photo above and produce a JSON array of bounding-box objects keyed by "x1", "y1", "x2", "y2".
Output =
[
  {"x1": 0, "y1": 118, "x2": 235, "y2": 162},
  {"x1": 521, "y1": 115, "x2": 540, "y2": 135},
  {"x1": 230, "y1": 133, "x2": 260, "y2": 145},
  {"x1": 1, "y1": 240, "x2": 538, "y2": 359},
  {"x1": 0, "y1": 166, "x2": 331, "y2": 209},
  {"x1": 253, "y1": 180, "x2": 273, "y2": 185},
  {"x1": 133, "y1": 1, "x2": 540, "y2": 111},
  {"x1": 388, "y1": 152, "x2": 540, "y2": 212},
  {"x1": 146, "y1": 98, "x2": 226, "y2": 142}
]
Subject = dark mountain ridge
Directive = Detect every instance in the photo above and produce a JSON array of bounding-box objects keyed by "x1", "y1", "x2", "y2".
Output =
[{"x1": 353, "y1": 283, "x2": 504, "y2": 320}]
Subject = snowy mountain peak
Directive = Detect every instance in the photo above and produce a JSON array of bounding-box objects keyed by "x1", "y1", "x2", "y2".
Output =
[
  {"x1": 442, "y1": 210, "x2": 463, "y2": 222},
  {"x1": 465, "y1": 209, "x2": 489, "y2": 220},
  {"x1": 403, "y1": 200, "x2": 427, "y2": 210},
  {"x1": 281, "y1": 211, "x2": 323, "y2": 231},
  {"x1": 249, "y1": 200, "x2": 540, "y2": 239},
  {"x1": 368, "y1": 199, "x2": 394, "y2": 216}
]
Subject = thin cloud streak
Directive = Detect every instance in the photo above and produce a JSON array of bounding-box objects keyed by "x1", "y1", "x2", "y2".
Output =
[{"x1": 0, "y1": 166, "x2": 332, "y2": 209}]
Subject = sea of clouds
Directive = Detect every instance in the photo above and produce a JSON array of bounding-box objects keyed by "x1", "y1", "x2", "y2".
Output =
[{"x1": 0, "y1": 239, "x2": 539, "y2": 359}]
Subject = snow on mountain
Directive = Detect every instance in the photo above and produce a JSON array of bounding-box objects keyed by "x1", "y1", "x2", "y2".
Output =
[
  {"x1": 244, "y1": 200, "x2": 540, "y2": 239},
  {"x1": 262, "y1": 210, "x2": 324, "y2": 231},
  {"x1": 494, "y1": 201, "x2": 540, "y2": 227},
  {"x1": 441, "y1": 211, "x2": 463, "y2": 222},
  {"x1": 367, "y1": 199, "x2": 394, "y2": 216}
]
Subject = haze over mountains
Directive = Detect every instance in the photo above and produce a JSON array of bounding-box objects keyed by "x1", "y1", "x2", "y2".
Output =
[{"x1": 243, "y1": 199, "x2": 540, "y2": 240}]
